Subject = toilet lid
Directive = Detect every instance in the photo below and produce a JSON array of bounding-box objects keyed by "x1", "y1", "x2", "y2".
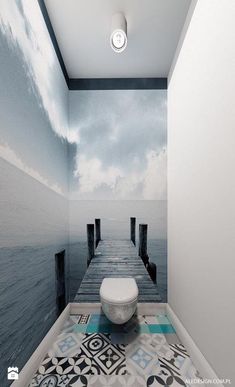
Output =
[{"x1": 100, "y1": 278, "x2": 138, "y2": 304}]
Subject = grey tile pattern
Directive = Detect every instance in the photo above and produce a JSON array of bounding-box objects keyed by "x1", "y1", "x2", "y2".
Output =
[{"x1": 29, "y1": 313, "x2": 202, "y2": 387}]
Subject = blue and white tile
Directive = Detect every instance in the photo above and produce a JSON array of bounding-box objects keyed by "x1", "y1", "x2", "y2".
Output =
[
  {"x1": 126, "y1": 339, "x2": 158, "y2": 377},
  {"x1": 48, "y1": 332, "x2": 85, "y2": 357},
  {"x1": 60, "y1": 316, "x2": 78, "y2": 334}
]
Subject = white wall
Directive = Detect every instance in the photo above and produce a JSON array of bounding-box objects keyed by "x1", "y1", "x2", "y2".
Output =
[{"x1": 168, "y1": 0, "x2": 235, "y2": 382}]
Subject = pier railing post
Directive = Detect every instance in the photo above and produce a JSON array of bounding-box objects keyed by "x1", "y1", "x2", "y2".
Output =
[
  {"x1": 95, "y1": 218, "x2": 101, "y2": 247},
  {"x1": 139, "y1": 224, "x2": 149, "y2": 265},
  {"x1": 147, "y1": 261, "x2": 157, "y2": 284},
  {"x1": 87, "y1": 224, "x2": 95, "y2": 266},
  {"x1": 130, "y1": 217, "x2": 136, "y2": 245},
  {"x1": 55, "y1": 250, "x2": 66, "y2": 316}
]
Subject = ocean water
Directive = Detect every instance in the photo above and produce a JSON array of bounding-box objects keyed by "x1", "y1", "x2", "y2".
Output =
[
  {"x1": 69, "y1": 239, "x2": 167, "y2": 303},
  {"x1": 0, "y1": 244, "x2": 69, "y2": 386},
  {"x1": 0, "y1": 239, "x2": 166, "y2": 386}
]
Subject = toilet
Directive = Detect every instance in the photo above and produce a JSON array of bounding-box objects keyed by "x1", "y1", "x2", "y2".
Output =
[{"x1": 100, "y1": 277, "x2": 138, "y2": 324}]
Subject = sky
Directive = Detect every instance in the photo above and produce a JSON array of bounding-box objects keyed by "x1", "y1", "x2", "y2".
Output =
[
  {"x1": 0, "y1": 0, "x2": 69, "y2": 195},
  {"x1": 69, "y1": 90, "x2": 167, "y2": 200},
  {"x1": 0, "y1": 0, "x2": 167, "y2": 201}
]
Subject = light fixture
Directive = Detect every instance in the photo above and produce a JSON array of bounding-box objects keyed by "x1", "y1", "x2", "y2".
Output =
[{"x1": 110, "y1": 13, "x2": 127, "y2": 53}]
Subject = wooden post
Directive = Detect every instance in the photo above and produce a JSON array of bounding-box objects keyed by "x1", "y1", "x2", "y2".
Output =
[
  {"x1": 55, "y1": 250, "x2": 66, "y2": 316},
  {"x1": 95, "y1": 218, "x2": 101, "y2": 247},
  {"x1": 130, "y1": 217, "x2": 136, "y2": 245},
  {"x1": 139, "y1": 224, "x2": 149, "y2": 265},
  {"x1": 147, "y1": 261, "x2": 157, "y2": 284},
  {"x1": 87, "y1": 224, "x2": 95, "y2": 266}
]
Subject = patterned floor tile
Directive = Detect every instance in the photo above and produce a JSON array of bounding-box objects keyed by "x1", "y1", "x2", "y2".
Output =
[
  {"x1": 139, "y1": 333, "x2": 167, "y2": 348},
  {"x1": 89, "y1": 314, "x2": 110, "y2": 326},
  {"x1": 147, "y1": 369, "x2": 187, "y2": 387},
  {"x1": 48, "y1": 332, "x2": 85, "y2": 357},
  {"x1": 126, "y1": 340, "x2": 158, "y2": 377},
  {"x1": 74, "y1": 325, "x2": 88, "y2": 333},
  {"x1": 88, "y1": 374, "x2": 146, "y2": 387},
  {"x1": 77, "y1": 314, "x2": 91, "y2": 324},
  {"x1": 29, "y1": 314, "x2": 203, "y2": 387},
  {"x1": 38, "y1": 357, "x2": 92, "y2": 375},
  {"x1": 122, "y1": 316, "x2": 142, "y2": 334},
  {"x1": 182, "y1": 361, "x2": 204, "y2": 386},
  {"x1": 92, "y1": 343, "x2": 126, "y2": 375},
  {"x1": 148, "y1": 324, "x2": 175, "y2": 334},
  {"x1": 61, "y1": 317, "x2": 77, "y2": 334},
  {"x1": 110, "y1": 333, "x2": 126, "y2": 345},
  {"x1": 29, "y1": 373, "x2": 89, "y2": 386},
  {"x1": 156, "y1": 314, "x2": 172, "y2": 325},
  {"x1": 155, "y1": 343, "x2": 192, "y2": 379},
  {"x1": 165, "y1": 333, "x2": 181, "y2": 345},
  {"x1": 144, "y1": 316, "x2": 159, "y2": 325},
  {"x1": 86, "y1": 324, "x2": 112, "y2": 334},
  {"x1": 123, "y1": 330, "x2": 140, "y2": 345},
  {"x1": 147, "y1": 361, "x2": 205, "y2": 387},
  {"x1": 81, "y1": 333, "x2": 111, "y2": 357}
]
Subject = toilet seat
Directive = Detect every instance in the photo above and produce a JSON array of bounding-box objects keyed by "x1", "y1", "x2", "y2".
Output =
[{"x1": 100, "y1": 277, "x2": 138, "y2": 305}]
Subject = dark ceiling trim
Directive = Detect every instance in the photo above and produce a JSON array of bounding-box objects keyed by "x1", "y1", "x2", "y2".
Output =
[
  {"x1": 69, "y1": 78, "x2": 167, "y2": 90},
  {"x1": 38, "y1": 1, "x2": 167, "y2": 90},
  {"x1": 37, "y1": 0, "x2": 69, "y2": 86}
]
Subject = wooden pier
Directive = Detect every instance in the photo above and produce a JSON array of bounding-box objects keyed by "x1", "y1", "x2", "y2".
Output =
[{"x1": 74, "y1": 218, "x2": 161, "y2": 303}]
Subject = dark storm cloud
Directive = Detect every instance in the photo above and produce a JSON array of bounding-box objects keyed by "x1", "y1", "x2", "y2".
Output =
[{"x1": 69, "y1": 90, "x2": 166, "y2": 173}]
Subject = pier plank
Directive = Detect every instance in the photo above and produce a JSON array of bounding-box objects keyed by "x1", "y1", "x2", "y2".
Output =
[{"x1": 74, "y1": 239, "x2": 161, "y2": 303}]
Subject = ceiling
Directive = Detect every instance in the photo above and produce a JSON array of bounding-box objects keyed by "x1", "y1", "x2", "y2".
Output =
[{"x1": 44, "y1": 0, "x2": 191, "y2": 79}]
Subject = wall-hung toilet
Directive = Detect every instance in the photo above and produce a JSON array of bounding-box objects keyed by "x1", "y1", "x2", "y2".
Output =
[{"x1": 100, "y1": 278, "x2": 138, "y2": 324}]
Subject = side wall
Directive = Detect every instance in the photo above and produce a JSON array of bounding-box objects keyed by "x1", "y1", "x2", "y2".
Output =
[
  {"x1": 0, "y1": 1, "x2": 69, "y2": 384},
  {"x1": 168, "y1": 0, "x2": 235, "y2": 381}
]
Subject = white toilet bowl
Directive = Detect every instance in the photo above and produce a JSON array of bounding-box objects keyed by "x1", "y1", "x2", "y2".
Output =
[{"x1": 100, "y1": 278, "x2": 138, "y2": 324}]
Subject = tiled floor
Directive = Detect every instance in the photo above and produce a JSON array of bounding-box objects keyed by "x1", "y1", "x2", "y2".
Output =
[{"x1": 29, "y1": 312, "x2": 202, "y2": 386}]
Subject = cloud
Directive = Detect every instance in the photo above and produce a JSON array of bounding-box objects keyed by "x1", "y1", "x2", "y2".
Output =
[
  {"x1": 74, "y1": 155, "x2": 122, "y2": 194},
  {"x1": 143, "y1": 148, "x2": 167, "y2": 200},
  {"x1": 0, "y1": 0, "x2": 68, "y2": 138},
  {"x1": 0, "y1": 143, "x2": 65, "y2": 196},
  {"x1": 69, "y1": 90, "x2": 167, "y2": 199},
  {"x1": 70, "y1": 90, "x2": 166, "y2": 171},
  {"x1": 71, "y1": 147, "x2": 166, "y2": 200}
]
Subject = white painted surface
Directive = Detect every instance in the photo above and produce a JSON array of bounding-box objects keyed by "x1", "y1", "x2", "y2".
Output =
[
  {"x1": 45, "y1": 0, "x2": 191, "y2": 78},
  {"x1": 166, "y1": 305, "x2": 222, "y2": 387},
  {"x1": 12, "y1": 304, "x2": 71, "y2": 387},
  {"x1": 168, "y1": 0, "x2": 235, "y2": 382}
]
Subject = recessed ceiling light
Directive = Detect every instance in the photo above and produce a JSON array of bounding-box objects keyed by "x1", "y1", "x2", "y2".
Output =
[{"x1": 110, "y1": 13, "x2": 127, "y2": 53}]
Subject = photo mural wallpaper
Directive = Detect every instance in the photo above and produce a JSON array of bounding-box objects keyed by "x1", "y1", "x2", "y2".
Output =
[
  {"x1": 0, "y1": 1, "x2": 69, "y2": 385},
  {"x1": 68, "y1": 90, "x2": 167, "y2": 303},
  {"x1": 0, "y1": 0, "x2": 167, "y2": 384}
]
